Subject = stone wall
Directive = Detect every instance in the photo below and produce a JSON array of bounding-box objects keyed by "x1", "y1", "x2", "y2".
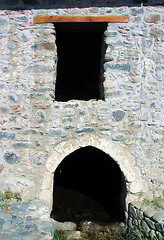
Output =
[
  {"x1": 0, "y1": 5, "x2": 163, "y2": 212},
  {"x1": 128, "y1": 203, "x2": 164, "y2": 240}
]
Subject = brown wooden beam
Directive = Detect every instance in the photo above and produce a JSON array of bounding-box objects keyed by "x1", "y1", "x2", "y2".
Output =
[{"x1": 33, "y1": 15, "x2": 129, "y2": 24}]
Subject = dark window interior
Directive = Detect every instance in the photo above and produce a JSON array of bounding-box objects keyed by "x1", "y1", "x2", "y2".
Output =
[
  {"x1": 55, "y1": 23, "x2": 107, "y2": 101},
  {"x1": 51, "y1": 146, "x2": 127, "y2": 223}
]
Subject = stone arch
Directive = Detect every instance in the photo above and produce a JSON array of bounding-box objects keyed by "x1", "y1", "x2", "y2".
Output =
[{"x1": 40, "y1": 134, "x2": 145, "y2": 211}]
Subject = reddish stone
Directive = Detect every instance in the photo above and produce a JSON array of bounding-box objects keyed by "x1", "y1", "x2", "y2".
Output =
[{"x1": 145, "y1": 14, "x2": 161, "y2": 23}]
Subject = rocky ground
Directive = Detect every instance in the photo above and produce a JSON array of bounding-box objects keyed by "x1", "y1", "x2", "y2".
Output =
[
  {"x1": 0, "y1": 188, "x2": 127, "y2": 240},
  {"x1": 0, "y1": 197, "x2": 126, "y2": 240},
  {"x1": 0, "y1": 198, "x2": 54, "y2": 240}
]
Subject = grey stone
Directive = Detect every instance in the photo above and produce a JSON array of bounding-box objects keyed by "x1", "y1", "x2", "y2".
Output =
[
  {"x1": 14, "y1": 202, "x2": 28, "y2": 209},
  {"x1": 62, "y1": 117, "x2": 73, "y2": 123},
  {"x1": 46, "y1": 129, "x2": 68, "y2": 137},
  {"x1": 2, "y1": 65, "x2": 13, "y2": 73},
  {"x1": 144, "y1": 207, "x2": 155, "y2": 218},
  {"x1": 65, "y1": 125, "x2": 74, "y2": 129},
  {"x1": 104, "y1": 63, "x2": 131, "y2": 72},
  {"x1": 0, "y1": 164, "x2": 4, "y2": 173},
  {"x1": 0, "y1": 212, "x2": 6, "y2": 219},
  {"x1": 34, "y1": 110, "x2": 46, "y2": 123},
  {"x1": 150, "y1": 27, "x2": 164, "y2": 37},
  {"x1": 153, "y1": 211, "x2": 164, "y2": 222},
  {"x1": 116, "y1": 7, "x2": 128, "y2": 13},
  {"x1": 127, "y1": 218, "x2": 133, "y2": 229},
  {"x1": 155, "y1": 223, "x2": 163, "y2": 232},
  {"x1": 24, "y1": 64, "x2": 53, "y2": 75},
  {"x1": 25, "y1": 224, "x2": 38, "y2": 231},
  {"x1": 53, "y1": 220, "x2": 76, "y2": 231},
  {"x1": 132, "y1": 219, "x2": 138, "y2": 226},
  {"x1": 12, "y1": 236, "x2": 23, "y2": 240},
  {"x1": 132, "y1": 31, "x2": 143, "y2": 36},
  {"x1": 104, "y1": 30, "x2": 117, "y2": 37},
  {"x1": 0, "y1": 218, "x2": 5, "y2": 226},
  {"x1": 97, "y1": 108, "x2": 110, "y2": 114},
  {"x1": 17, "y1": 32, "x2": 30, "y2": 42},
  {"x1": 104, "y1": 9, "x2": 112, "y2": 14},
  {"x1": 79, "y1": 110, "x2": 85, "y2": 115},
  {"x1": 76, "y1": 127, "x2": 95, "y2": 133},
  {"x1": 25, "y1": 216, "x2": 35, "y2": 222},
  {"x1": 0, "y1": 18, "x2": 8, "y2": 27},
  {"x1": 7, "y1": 42, "x2": 17, "y2": 50},
  {"x1": 157, "y1": 232, "x2": 164, "y2": 240},
  {"x1": 141, "y1": 220, "x2": 150, "y2": 237},
  {"x1": 9, "y1": 116, "x2": 17, "y2": 122},
  {"x1": 131, "y1": 7, "x2": 144, "y2": 15},
  {"x1": 28, "y1": 93, "x2": 44, "y2": 98},
  {"x1": 11, "y1": 126, "x2": 22, "y2": 130},
  {"x1": 155, "y1": 178, "x2": 164, "y2": 184},
  {"x1": 0, "y1": 105, "x2": 10, "y2": 113},
  {"x1": 0, "y1": 131, "x2": 15, "y2": 140},
  {"x1": 144, "y1": 217, "x2": 155, "y2": 230},
  {"x1": 4, "y1": 151, "x2": 20, "y2": 164},
  {"x1": 106, "y1": 40, "x2": 124, "y2": 46},
  {"x1": 8, "y1": 94, "x2": 19, "y2": 102},
  {"x1": 30, "y1": 154, "x2": 45, "y2": 165},
  {"x1": 129, "y1": 204, "x2": 137, "y2": 218},
  {"x1": 14, "y1": 83, "x2": 29, "y2": 91},
  {"x1": 39, "y1": 220, "x2": 52, "y2": 228},
  {"x1": 1, "y1": 234, "x2": 11, "y2": 240},
  {"x1": 20, "y1": 230, "x2": 33, "y2": 236},
  {"x1": 112, "y1": 110, "x2": 125, "y2": 121},
  {"x1": 0, "y1": 33, "x2": 7, "y2": 39},
  {"x1": 112, "y1": 133, "x2": 126, "y2": 141},
  {"x1": 32, "y1": 42, "x2": 55, "y2": 51},
  {"x1": 12, "y1": 142, "x2": 30, "y2": 149},
  {"x1": 90, "y1": 7, "x2": 99, "y2": 13},
  {"x1": 142, "y1": 38, "x2": 153, "y2": 49},
  {"x1": 64, "y1": 103, "x2": 78, "y2": 108},
  {"x1": 14, "y1": 16, "x2": 28, "y2": 22},
  {"x1": 149, "y1": 230, "x2": 156, "y2": 239},
  {"x1": 22, "y1": 129, "x2": 38, "y2": 135},
  {"x1": 149, "y1": 159, "x2": 158, "y2": 164},
  {"x1": 150, "y1": 102, "x2": 163, "y2": 109},
  {"x1": 42, "y1": 225, "x2": 54, "y2": 234},
  {"x1": 3, "y1": 220, "x2": 12, "y2": 230},
  {"x1": 104, "y1": 54, "x2": 114, "y2": 61}
]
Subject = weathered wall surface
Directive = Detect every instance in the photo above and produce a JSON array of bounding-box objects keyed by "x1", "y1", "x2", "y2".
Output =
[{"x1": 0, "y1": 6, "x2": 163, "y2": 208}]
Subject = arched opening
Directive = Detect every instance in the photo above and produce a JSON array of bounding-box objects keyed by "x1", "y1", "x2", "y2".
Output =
[
  {"x1": 54, "y1": 23, "x2": 107, "y2": 101},
  {"x1": 51, "y1": 146, "x2": 127, "y2": 223}
]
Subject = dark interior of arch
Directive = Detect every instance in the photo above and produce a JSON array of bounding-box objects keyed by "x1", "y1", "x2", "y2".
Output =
[
  {"x1": 0, "y1": 0, "x2": 163, "y2": 9},
  {"x1": 55, "y1": 22, "x2": 106, "y2": 101},
  {"x1": 51, "y1": 146, "x2": 127, "y2": 223}
]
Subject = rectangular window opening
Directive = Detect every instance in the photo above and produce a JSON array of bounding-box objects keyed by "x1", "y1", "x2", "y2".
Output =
[{"x1": 54, "y1": 22, "x2": 107, "y2": 102}]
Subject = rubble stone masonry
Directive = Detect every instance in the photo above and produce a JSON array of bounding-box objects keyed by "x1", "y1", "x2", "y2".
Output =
[{"x1": 0, "y1": 6, "x2": 163, "y2": 214}]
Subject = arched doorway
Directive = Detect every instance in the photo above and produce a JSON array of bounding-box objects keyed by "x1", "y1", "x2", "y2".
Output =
[{"x1": 51, "y1": 146, "x2": 127, "y2": 223}]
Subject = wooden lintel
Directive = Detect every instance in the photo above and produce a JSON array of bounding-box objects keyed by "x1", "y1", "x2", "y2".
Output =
[{"x1": 33, "y1": 15, "x2": 129, "y2": 24}]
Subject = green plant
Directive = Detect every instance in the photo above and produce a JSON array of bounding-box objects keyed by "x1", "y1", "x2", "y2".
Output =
[
  {"x1": 125, "y1": 226, "x2": 155, "y2": 240},
  {"x1": 53, "y1": 230, "x2": 67, "y2": 240},
  {"x1": 151, "y1": 197, "x2": 163, "y2": 209},
  {"x1": 0, "y1": 191, "x2": 21, "y2": 201},
  {"x1": 143, "y1": 196, "x2": 163, "y2": 209}
]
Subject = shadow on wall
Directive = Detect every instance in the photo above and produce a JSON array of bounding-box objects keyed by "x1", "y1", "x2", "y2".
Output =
[
  {"x1": 0, "y1": 0, "x2": 163, "y2": 10},
  {"x1": 51, "y1": 146, "x2": 127, "y2": 223}
]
